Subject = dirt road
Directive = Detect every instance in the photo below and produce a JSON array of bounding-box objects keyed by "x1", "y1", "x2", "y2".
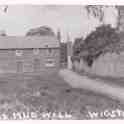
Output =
[{"x1": 59, "y1": 69, "x2": 124, "y2": 104}]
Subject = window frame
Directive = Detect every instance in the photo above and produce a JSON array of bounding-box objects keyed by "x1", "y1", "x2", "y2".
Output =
[
  {"x1": 15, "y1": 50, "x2": 23, "y2": 56},
  {"x1": 33, "y1": 48, "x2": 40, "y2": 55},
  {"x1": 45, "y1": 58, "x2": 55, "y2": 67}
]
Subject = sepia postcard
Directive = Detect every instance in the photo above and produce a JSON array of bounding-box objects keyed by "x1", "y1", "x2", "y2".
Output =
[{"x1": 0, "y1": 1, "x2": 123, "y2": 121}]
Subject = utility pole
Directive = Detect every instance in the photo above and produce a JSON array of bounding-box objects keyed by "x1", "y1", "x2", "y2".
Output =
[{"x1": 67, "y1": 33, "x2": 73, "y2": 69}]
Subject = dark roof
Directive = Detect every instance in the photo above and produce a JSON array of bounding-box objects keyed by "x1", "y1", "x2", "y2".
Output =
[{"x1": 0, "y1": 36, "x2": 59, "y2": 49}]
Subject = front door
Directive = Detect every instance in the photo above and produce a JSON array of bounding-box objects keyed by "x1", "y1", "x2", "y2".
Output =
[
  {"x1": 33, "y1": 58, "x2": 40, "y2": 72},
  {"x1": 17, "y1": 61, "x2": 23, "y2": 73}
]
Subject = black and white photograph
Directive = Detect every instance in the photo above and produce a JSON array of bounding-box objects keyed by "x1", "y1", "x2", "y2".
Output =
[{"x1": 0, "y1": 4, "x2": 124, "y2": 120}]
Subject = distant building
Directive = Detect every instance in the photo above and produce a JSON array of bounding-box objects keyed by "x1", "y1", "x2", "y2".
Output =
[{"x1": 0, "y1": 36, "x2": 60, "y2": 73}]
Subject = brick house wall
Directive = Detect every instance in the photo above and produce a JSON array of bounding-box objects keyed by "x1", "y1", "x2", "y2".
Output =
[
  {"x1": 0, "y1": 36, "x2": 60, "y2": 73},
  {"x1": 0, "y1": 48, "x2": 60, "y2": 73}
]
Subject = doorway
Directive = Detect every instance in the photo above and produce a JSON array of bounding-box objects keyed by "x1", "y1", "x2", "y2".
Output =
[
  {"x1": 33, "y1": 58, "x2": 40, "y2": 72},
  {"x1": 17, "y1": 61, "x2": 23, "y2": 73}
]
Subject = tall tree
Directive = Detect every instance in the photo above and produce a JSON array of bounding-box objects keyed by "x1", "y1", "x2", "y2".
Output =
[
  {"x1": 115, "y1": 6, "x2": 124, "y2": 31},
  {"x1": 85, "y1": 5, "x2": 119, "y2": 27},
  {"x1": 73, "y1": 37, "x2": 84, "y2": 57},
  {"x1": 72, "y1": 25, "x2": 120, "y2": 66},
  {"x1": 85, "y1": 5, "x2": 105, "y2": 23},
  {"x1": 83, "y1": 25, "x2": 120, "y2": 66}
]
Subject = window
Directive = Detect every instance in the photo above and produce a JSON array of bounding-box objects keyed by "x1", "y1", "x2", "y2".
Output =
[
  {"x1": 15, "y1": 50, "x2": 23, "y2": 56},
  {"x1": 46, "y1": 48, "x2": 52, "y2": 55},
  {"x1": 45, "y1": 59, "x2": 55, "y2": 67},
  {"x1": 33, "y1": 48, "x2": 40, "y2": 55}
]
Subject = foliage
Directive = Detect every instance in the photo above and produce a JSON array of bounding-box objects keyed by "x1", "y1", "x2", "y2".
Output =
[
  {"x1": 85, "y1": 6, "x2": 119, "y2": 28},
  {"x1": 71, "y1": 37, "x2": 85, "y2": 62},
  {"x1": 115, "y1": 6, "x2": 124, "y2": 30},
  {"x1": 26, "y1": 26, "x2": 55, "y2": 36},
  {"x1": 72, "y1": 25, "x2": 120, "y2": 67},
  {"x1": 85, "y1": 5, "x2": 105, "y2": 22},
  {"x1": 72, "y1": 37, "x2": 84, "y2": 57},
  {"x1": 84, "y1": 25, "x2": 119, "y2": 56}
]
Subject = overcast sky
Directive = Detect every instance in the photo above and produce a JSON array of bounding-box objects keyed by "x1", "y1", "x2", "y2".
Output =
[{"x1": 0, "y1": 5, "x2": 118, "y2": 42}]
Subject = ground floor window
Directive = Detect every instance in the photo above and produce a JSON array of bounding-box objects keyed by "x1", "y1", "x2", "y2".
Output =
[
  {"x1": 45, "y1": 58, "x2": 55, "y2": 67},
  {"x1": 15, "y1": 50, "x2": 23, "y2": 56},
  {"x1": 23, "y1": 63, "x2": 33, "y2": 72}
]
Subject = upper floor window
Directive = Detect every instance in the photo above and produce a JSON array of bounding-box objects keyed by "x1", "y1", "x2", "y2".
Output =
[
  {"x1": 33, "y1": 48, "x2": 40, "y2": 55},
  {"x1": 15, "y1": 50, "x2": 23, "y2": 56},
  {"x1": 46, "y1": 48, "x2": 52, "y2": 55},
  {"x1": 45, "y1": 59, "x2": 55, "y2": 67}
]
